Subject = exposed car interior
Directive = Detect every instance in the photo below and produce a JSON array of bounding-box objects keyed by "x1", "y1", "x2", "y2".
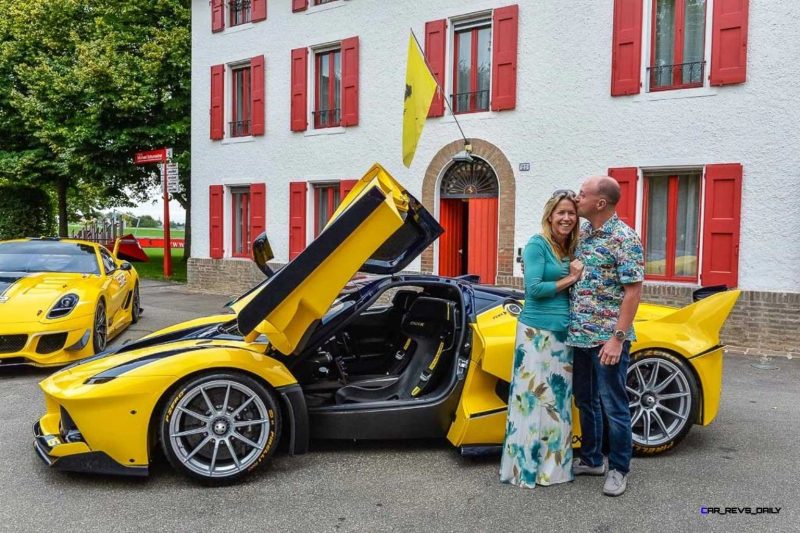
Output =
[{"x1": 297, "y1": 283, "x2": 464, "y2": 407}]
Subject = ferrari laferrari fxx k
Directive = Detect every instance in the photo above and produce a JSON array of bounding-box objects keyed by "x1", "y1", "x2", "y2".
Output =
[{"x1": 33, "y1": 164, "x2": 739, "y2": 483}]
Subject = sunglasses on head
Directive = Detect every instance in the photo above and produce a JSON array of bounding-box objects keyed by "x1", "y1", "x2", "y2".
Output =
[{"x1": 551, "y1": 189, "x2": 577, "y2": 200}]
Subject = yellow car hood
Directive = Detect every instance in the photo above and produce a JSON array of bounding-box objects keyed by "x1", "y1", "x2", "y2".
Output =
[{"x1": 0, "y1": 272, "x2": 98, "y2": 323}]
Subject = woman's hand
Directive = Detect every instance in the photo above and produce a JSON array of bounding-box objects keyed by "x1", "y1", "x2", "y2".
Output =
[{"x1": 569, "y1": 259, "x2": 584, "y2": 283}]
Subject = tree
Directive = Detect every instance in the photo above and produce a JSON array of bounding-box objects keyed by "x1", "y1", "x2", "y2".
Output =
[{"x1": 0, "y1": 0, "x2": 190, "y2": 247}]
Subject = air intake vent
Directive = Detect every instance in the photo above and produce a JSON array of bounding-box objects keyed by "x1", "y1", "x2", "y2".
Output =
[
  {"x1": 37, "y1": 333, "x2": 68, "y2": 354},
  {"x1": 0, "y1": 335, "x2": 27, "y2": 353}
]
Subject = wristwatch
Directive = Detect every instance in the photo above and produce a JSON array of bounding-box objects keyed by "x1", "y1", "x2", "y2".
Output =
[{"x1": 612, "y1": 329, "x2": 626, "y2": 341}]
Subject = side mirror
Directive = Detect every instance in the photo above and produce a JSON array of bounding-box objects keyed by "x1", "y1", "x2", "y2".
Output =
[
  {"x1": 251, "y1": 232, "x2": 275, "y2": 278},
  {"x1": 119, "y1": 261, "x2": 133, "y2": 271}
]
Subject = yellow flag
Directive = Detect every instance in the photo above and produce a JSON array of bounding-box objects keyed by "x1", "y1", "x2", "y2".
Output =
[{"x1": 402, "y1": 33, "x2": 438, "y2": 168}]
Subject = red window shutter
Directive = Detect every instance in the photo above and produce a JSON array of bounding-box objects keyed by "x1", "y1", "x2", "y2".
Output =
[
  {"x1": 341, "y1": 37, "x2": 360, "y2": 127},
  {"x1": 210, "y1": 64, "x2": 225, "y2": 140},
  {"x1": 211, "y1": 0, "x2": 224, "y2": 32},
  {"x1": 710, "y1": 0, "x2": 749, "y2": 85},
  {"x1": 701, "y1": 164, "x2": 742, "y2": 287},
  {"x1": 424, "y1": 19, "x2": 446, "y2": 118},
  {"x1": 251, "y1": 55, "x2": 265, "y2": 136},
  {"x1": 339, "y1": 179, "x2": 357, "y2": 200},
  {"x1": 249, "y1": 183, "x2": 266, "y2": 244},
  {"x1": 292, "y1": 0, "x2": 307, "y2": 13},
  {"x1": 289, "y1": 182, "x2": 307, "y2": 260},
  {"x1": 290, "y1": 48, "x2": 308, "y2": 132},
  {"x1": 491, "y1": 4, "x2": 519, "y2": 111},
  {"x1": 608, "y1": 167, "x2": 639, "y2": 229},
  {"x1": 610, "y1": 0, "x2": 643, "y2": 96},
  {"x1": 209, "y1": 185, "x2": 224, "y2": 259},
  {"x1": 252, "y1": 0, "x2": 267, "y2": 22}
]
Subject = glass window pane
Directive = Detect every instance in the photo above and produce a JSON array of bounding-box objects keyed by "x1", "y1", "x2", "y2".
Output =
[
  {"x1": 477, "y1": 27, "x2": 491, "y2": 111},
  {"x1": 645, "y1": 176, "x2": 669, "y2": 276},
  {"x1": 233, "y1": 192, "x2": 244, "y2": 254},
  {"x1": 455, "y1": 31, "x2": 472, "y2": 113},
  {"x1": 683, "y1": 0, "x2": 706, "y2": 84},
  {"x1": 334, "y1": 50, "x2": 341, "y2": 119},
  {"x1": 316, "y1": 187, "x2": 329, "y2": 236},
  {"x1": 653, "y1": 0, "x2": 676, "y2": 87},
  {"x1": 319, "y1": 54, "x2": 329, "y2": 111},
  {"x1": 674, "y1": 175, "x2": 700, "y2": 277}
]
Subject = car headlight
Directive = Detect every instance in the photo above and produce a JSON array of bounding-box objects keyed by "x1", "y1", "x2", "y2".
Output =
[{"x1": 48, "y1": 293, "x2": 79, "y2": 319}]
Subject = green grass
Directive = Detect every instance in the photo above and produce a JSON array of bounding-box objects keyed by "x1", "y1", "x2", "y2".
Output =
[
  {"x1": 67, "y1": 223, "x2": 185, "y2": 239},
  {"x1": 134, "y1": 247, "x2": 187, "y2": 282}
]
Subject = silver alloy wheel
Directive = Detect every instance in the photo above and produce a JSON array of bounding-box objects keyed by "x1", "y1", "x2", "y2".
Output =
[
  {"x1": 132, "y1": 285, "x2": 140, "y2": 321},
  {"x1": 94, "y1": 302, "x2": 107, "y2": 351},
  {"x1": 626, "y1": 357, "x2": 692, "y2": 447},
  {"x1": 168, "y1": 379, "x2": 271, "y2": 478}
]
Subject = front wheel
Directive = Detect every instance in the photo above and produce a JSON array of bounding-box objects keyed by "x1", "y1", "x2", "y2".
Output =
[
  {"x1": 627, "y1": 350, "x2": 699, "y2": 456},
  {"x1": 160, "y1": 372, "x2": 282, "y2": 484}
]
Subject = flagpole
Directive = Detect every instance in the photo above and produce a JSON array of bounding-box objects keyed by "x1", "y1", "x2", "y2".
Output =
[{"x1": 410, "y1": 28, "x2": 470, "y2": 147}]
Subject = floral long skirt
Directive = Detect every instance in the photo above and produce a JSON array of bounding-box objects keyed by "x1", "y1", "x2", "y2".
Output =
[{"x1": 499, "y1": 323, "x2": 573, "y2": 488}]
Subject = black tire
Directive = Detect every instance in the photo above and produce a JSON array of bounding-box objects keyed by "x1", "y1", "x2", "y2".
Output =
[
  {"x1": 92, "y1": 299, "x2": 107, "y2": 353},
  {"x1": 131, "y1": 283, "x2": 141, "y2": 324},
  {"x1": 159, "y1": 372, "x2": 282, "y2": 484},
  {"x1": 627, "y1": 350, "x2": 700, "y2": 456}
]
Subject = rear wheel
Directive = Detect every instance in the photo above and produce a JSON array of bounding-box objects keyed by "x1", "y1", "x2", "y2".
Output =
[
  {"x1": 131, "y1": 283, "x2": 141, "y2": 324},
  {"x1": 627, "y1": 350, "x2": 699, "y2": 455},
  {"x1": 92, "y1": 300, "x2": 107, "y2": 353},
  {"x1": 160, "y1": 372, "x2": 281, "y2": 484}
]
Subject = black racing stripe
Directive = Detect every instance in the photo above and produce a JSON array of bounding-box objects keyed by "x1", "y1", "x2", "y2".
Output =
[
  {"x1": 237, "y1": 186, "x2": 388, "y2": 336},
  {"x1": 468, "y1": 406, "x2": 508, "y2": 419},
  {"x1": 0, "y1": 273, "x2": 27, "y2": 297},
  {"x1": 687, "y1": 344, "x2": 725, "y2": 360},
  {"x1": 90, "y1": 346, "x2": 212, "y2": 379}
]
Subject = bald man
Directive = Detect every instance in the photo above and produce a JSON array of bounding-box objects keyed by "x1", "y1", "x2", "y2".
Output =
[{"x1": 568, "y1": 176, "x2": 644, "y2": 497}]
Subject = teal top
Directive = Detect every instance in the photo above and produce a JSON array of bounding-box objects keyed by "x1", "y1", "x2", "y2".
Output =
[{"x1": 518, "y1": 234, "x2": 570, "y2": 333}]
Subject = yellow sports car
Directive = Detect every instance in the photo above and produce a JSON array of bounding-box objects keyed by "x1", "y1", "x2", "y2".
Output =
[
  {"x1": 1, "y1": 238, "x2": 141, "y2": 367},
  {"x1": 33, "y1": 164, "x2": 739, "y2": 483}
]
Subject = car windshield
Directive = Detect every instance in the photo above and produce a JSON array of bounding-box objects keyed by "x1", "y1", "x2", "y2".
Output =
[{"x1": 0, "y1": 241, "x2": 100, "y2": 274}]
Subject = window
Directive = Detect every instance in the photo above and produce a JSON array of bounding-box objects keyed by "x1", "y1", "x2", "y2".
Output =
[
  {"x1": 230, "y1": 0, "x2": 252, "y2": 26},
  {"x1": 649, "y1": 0, "x2": 707, "y2": 91},
  {"x1": 452, "y1": 21, "x2": 492, "y2": 114},
  {"x1": 314, "y1": 184, "x2": 340, "y2": 236},
  {"x1": 314, "y1": 49, "x2": 341, "y2": 128},
  {"x1": 231, "y1": 188, "x2": 251, "y2": 257},
  {"x1": 230, "y1": 65, "x2": 252, "y2": 137},
  {"x1": 313, "y1": 0, "x2": 338, "y2": 5},
  {"x1": 642, "y1": 172, "x2": 701, "y2": 281},
  {"x1": 99, "y1": 248, "x2": 117, "y2": 274}
]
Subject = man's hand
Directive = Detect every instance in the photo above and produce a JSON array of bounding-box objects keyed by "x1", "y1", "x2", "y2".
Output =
[{"x1": 599, "y1": 337, "x2": 623, "y2": 365}]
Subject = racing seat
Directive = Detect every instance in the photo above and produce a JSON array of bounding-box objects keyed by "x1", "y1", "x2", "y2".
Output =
[
  {"x1": 335, "y1": 296, "x2": 456, "y2": 404},
  {"x1": 384, "y1": 290, "x2": 420, "y2": 375}
]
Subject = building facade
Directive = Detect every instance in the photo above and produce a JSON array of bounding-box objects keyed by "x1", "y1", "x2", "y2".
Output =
[{"x1": 189, "y1": 0, "x2": 799, "y2": 355}]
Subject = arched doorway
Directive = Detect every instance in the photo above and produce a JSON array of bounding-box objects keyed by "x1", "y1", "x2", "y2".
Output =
[{"x1": 438, "y1": 157, "x2": 499, "y2": 284}]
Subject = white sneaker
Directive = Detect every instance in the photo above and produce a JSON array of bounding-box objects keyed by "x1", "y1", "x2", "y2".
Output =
[
  {"x1": 572, "y1": 457, "x2": 606, "y2": 476},
  {"x1": 603, "y1": 469, "x2": 628, "y2": 496}
]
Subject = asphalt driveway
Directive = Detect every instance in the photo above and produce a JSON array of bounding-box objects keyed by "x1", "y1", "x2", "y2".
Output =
[{"x1": 0, "y1": 280, "x2": 796, "y2": 532}]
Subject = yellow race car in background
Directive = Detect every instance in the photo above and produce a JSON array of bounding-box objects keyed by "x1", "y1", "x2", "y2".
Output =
[
  {"x1": 0, "y1": 238, "x2": 141, "y2": 367},
  {"x1": 33, "y1": 164, "x2": 739, "y2": 484}
]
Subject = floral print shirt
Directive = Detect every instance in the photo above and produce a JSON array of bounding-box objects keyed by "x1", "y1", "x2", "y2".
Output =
[{"x1": 567, "y1": 214, "x2": 645, "y2": 348}]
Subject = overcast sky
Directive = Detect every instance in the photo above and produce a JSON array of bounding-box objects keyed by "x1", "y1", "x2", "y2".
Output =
[{"x1": 124, "y1": 185, "x2": 186, "y2": 224}]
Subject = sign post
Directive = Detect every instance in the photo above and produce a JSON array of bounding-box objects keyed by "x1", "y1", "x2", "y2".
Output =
[{"x1": 134, "y1": 147, "x2": 173, "y2": 278}]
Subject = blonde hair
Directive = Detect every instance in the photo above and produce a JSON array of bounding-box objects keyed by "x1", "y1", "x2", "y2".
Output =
[{"x1": 540, "y1": 193, "x2": 579, "y2": 259}]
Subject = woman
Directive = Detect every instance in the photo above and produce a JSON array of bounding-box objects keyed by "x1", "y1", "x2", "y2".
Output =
[{"x1": 500, "y1": 189, "x2": 583, "y2": 488}]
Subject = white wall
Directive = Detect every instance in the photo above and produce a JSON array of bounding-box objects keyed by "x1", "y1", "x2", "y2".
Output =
[{"x1": 192, "y1": 0, "x2": 800, "y2": 293}]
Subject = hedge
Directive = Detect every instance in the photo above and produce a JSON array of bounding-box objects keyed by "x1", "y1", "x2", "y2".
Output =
[{"x1": 0, "y1": 184, "x2": 56, "y2": 239}]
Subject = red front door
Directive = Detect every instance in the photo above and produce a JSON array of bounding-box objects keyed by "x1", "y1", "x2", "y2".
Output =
[
  {"x1": 438, "y1": 197, "x2": 498, "y2": 284},
  {"x1": 467, "y1": 198, "x2": 498, "y2": 284}
]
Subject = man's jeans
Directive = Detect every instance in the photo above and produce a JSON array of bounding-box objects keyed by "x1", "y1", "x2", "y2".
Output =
[{"x1": 573, "y1": 342, "x2": 632, "y2": 474}]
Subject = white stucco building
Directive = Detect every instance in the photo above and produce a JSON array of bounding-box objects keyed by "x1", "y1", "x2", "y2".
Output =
[{"x1": 189, "y1": 0, "x2": 799, "y2": 354}]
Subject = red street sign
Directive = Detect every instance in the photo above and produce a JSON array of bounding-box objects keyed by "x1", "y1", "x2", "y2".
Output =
[{"x1": 134, "y1": 148, "x2": 167, "y2": 165}]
